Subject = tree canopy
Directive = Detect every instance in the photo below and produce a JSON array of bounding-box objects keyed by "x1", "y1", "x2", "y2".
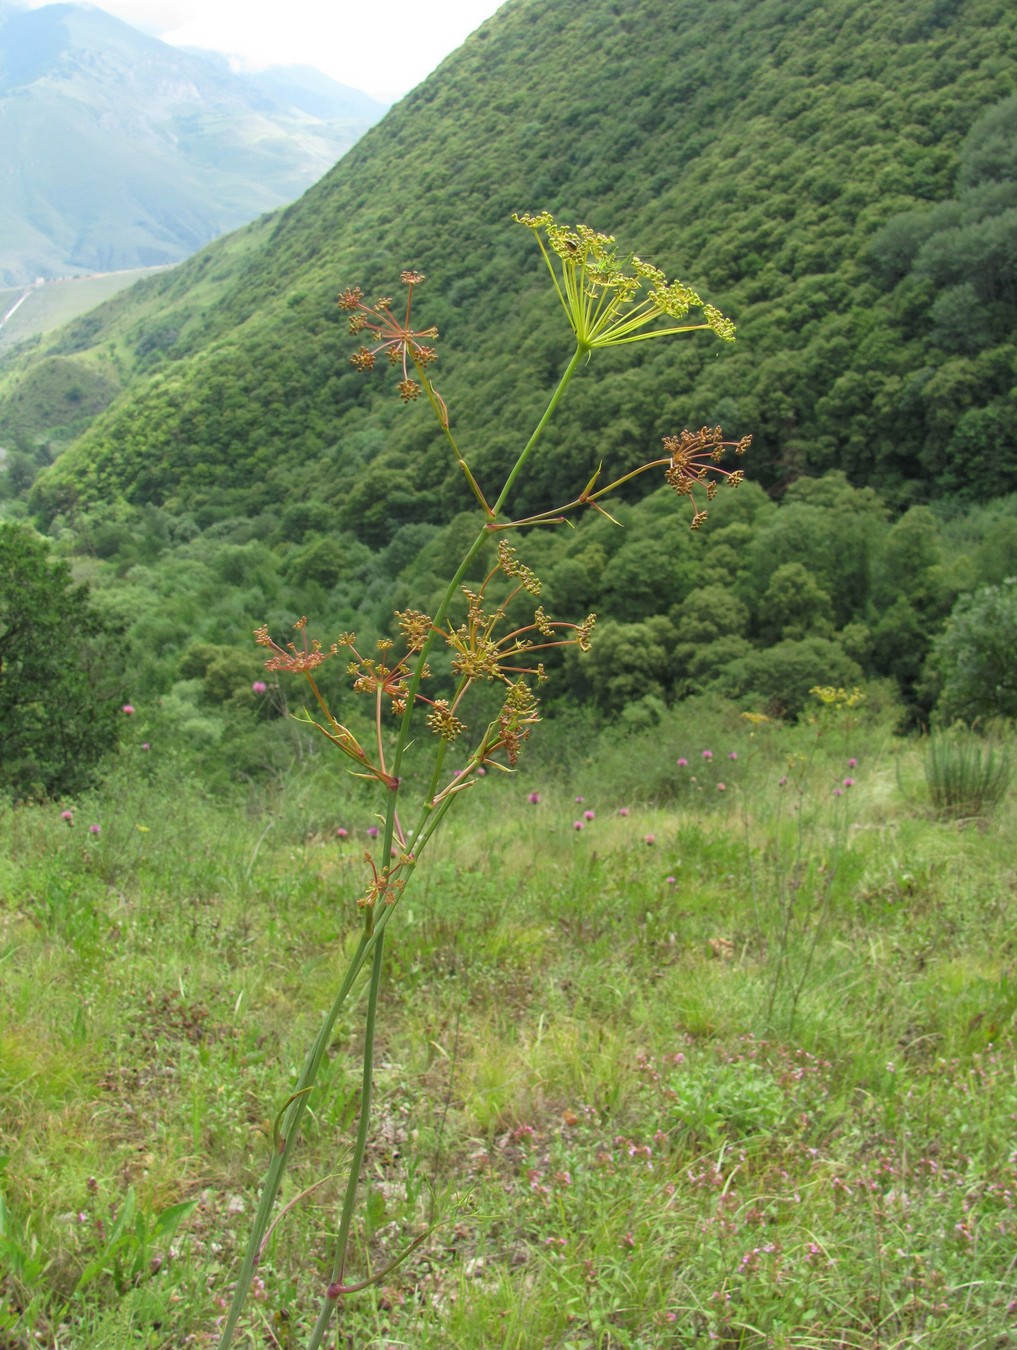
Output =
[{"x1": 0, "y1": 524, "x2": 125, "y2": 798}]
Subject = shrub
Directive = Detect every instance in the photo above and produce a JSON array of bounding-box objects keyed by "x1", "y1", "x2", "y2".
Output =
[
  {"x1": 0, "y1": 523, "x2": 125, "y2": 799},
  {"x1": 931, "y1": 577, "x2": 1017, "y2": 723}
]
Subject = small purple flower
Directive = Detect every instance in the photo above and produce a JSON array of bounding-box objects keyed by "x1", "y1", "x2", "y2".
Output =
[
  {"x1": 476, "y1": 766, "x2": 486, "y2": 776},
  {"x1": 676, "y1": 758, "x2": 688, "y2": 768},
  {"x1": 833, "y1": 787, "x2": 844, "y2": 797},
  {"x1": 716, "y1": 782, "x2": 726, "y2": 792},
  {"x1": 367, "y1": 825, "x2": 379, "y2": 838},
  {"x1": 644, "y1": 833, "x2": 656, "y2": 845},
  {"x1": 141, "y1": 742, "x2": 150, "y2": 751},
  {"x1": 60, "y1": 810, "x2": 73, "y2": 823},
  {"x1": 666, "y1": 875, "x2": 677, "y2": 886},
  {"x1": 583, "y1": 809, "x2": 595, "y2": 821},
  {"x1": 122, "y1": 703, "x2": 135, "y2": 715},
  {"x1": 778, "y1": 776, "x2": 788, "y2": 787},
  {"x1": 618, "y1": 807, "x2": 630, "y2": 817},
  {"x1": 573, "y1": 820, "x2": 584, "y2": 831},
  {"x1": 843, "y1": 777, "x2": 855, "y2": 788},
  {"x1": 335, "y1": 827, "x2": 348, "y2": 839},
  {"x1": 728, "y1": 751, "x2": 738, "y2": 760},
  {"x1": 88, "y1": 824, "x2": 101, "y2": 836},
  {"x1": 702, "y1": 749, "x2": 713, "y2": 761},
  {"x1": 848, "y1": 757, "x2": 858, "y2": 768},
  {"x1": 575, "y1": 796, "x2": 585, "y2": 804},
  {"x1": 252, "y1": 680, "x2": 267, "y2": 695},
  {"x1": 528, "y1": 791, "x2": 541, "y2": 805}
]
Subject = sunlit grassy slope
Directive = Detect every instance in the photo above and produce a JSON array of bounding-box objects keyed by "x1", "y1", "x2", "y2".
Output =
[{"x1": 2, "y1": 704, "x2": 1015, "y2": 1346}]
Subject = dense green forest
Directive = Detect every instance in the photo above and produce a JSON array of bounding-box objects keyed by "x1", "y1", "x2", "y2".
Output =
[{"x1": 1, "y1": 0, "x2": 1017, "y2": 790}]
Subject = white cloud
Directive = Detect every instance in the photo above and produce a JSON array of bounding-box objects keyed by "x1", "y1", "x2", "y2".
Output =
[{"x1": 23, "y1": 0, "x2": 505, "y2": 100}]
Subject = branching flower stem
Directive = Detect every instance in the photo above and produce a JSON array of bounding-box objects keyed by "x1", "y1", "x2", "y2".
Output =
[
  {"x1": 218, "y1": 347, "x2": 590, "y2": 1350},
  {"x1": 221, "y1": 217, "x2": 746, "y2": 1350}
]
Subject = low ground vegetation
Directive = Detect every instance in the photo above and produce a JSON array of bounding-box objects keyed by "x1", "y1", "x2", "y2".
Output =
[{"x1": 2, "y1": 701, "x2": 1014, "y2": 1347}]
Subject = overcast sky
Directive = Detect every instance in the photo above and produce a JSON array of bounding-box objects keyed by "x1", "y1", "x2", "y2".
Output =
[{"x1": 25, "y1": 0, "x2": 507, "y2": 101}]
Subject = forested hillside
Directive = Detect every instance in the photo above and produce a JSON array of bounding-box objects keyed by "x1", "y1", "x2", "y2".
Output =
[{"x1": 1, "y1": 0, "x2": 1016, "y2": 752}]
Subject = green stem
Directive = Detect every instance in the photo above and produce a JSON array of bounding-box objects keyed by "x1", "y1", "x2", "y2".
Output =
[
  {"x1": 491, "y1": 344, "x2": 586, "y2": 514},
  {"x1": 307, "y1": 930, "x2": 386, "y2": 1349},
  {"x1": 221, "y1": 344, "x2": 587, "y2": 1349},
  {"x1": 217, "y1": 930, "x2": 372, "y2": 1350},
  {"x1": 387, "y1": 342, "x2": 586, "y2": 795}
]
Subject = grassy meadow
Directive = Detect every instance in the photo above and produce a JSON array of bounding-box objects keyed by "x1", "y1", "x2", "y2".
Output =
[{"x1": 2, "y1": 700, "x2": 1016, "y2": 1348}]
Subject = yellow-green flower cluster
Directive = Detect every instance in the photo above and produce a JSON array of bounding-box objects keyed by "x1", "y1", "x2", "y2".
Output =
[{"x1": 514, "y1": 211, "x2": 736, "y2": 349}]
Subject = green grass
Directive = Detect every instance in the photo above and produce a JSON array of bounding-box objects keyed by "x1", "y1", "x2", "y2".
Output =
[{"x1": 1, "y1": 710, "x2": 1016, "y2": 1347}]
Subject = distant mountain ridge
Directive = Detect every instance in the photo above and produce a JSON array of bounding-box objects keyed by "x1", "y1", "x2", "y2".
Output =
[{"x1": 0, "y1": 2, "x2": 387, "y2": 284}]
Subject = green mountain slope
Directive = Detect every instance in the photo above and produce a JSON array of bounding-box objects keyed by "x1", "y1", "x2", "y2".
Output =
[{"x1": 11, "y1": 0, "x2": 1017, "y2": 535}]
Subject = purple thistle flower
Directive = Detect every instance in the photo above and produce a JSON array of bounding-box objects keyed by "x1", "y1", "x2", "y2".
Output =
[
  {"x1": 251, "y1": 681, "x2": 267, "y2": 695},
  {"x1": 676, "y1": 757, "x2": 688, "y2": 768},
  {"x1": 702, "y1": 749, "x2": 713, "y2": 761},
  {"x1": 583, "y1": 809, "x2": 595, "y2": 821},
  {"x1": 528, "y1": 791, "x2": 541, "y2": 804}
]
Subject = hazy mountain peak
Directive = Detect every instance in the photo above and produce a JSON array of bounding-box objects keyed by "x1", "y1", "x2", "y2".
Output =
[{"x1": 0, "y1": 1, "x2": 387, "y2": 283}]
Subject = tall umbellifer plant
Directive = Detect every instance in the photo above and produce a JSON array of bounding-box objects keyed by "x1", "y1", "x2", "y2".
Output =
[{"x1": 218, "y1": 213, "x2": 750, "y2": 1347}]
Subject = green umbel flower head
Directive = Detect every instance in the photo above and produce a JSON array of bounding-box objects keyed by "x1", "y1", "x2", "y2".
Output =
[{"x1": 514, "y1": 212, "x2": 736, "y2": 349}]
